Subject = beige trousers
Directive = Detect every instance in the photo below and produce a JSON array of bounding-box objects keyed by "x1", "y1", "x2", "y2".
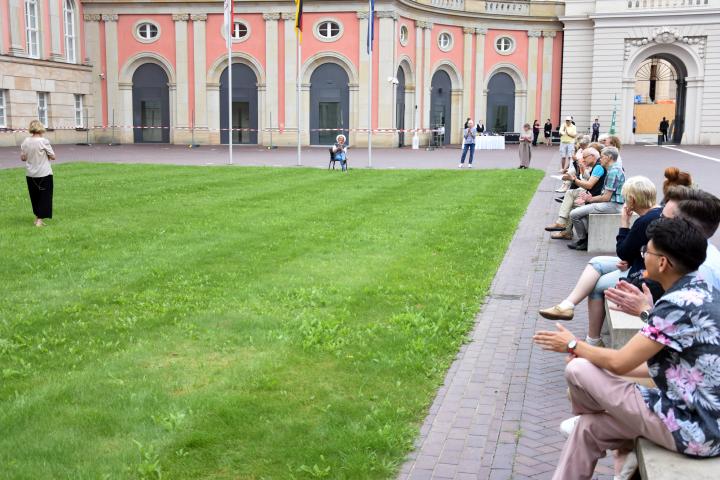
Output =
[
  {"x1": 552, "y1": 358, "x2": 676, "y2": 480},
  {"x1": 556, "y1": 188, "x2": 584, "y2": 234}
]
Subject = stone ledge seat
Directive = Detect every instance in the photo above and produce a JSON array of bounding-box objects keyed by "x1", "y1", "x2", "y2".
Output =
[
  {"x1": 587, "y1": 213, "x2": 638, "y2": 253},
  {"x1": 637, "y1": 438, "x2": 720, "y2": 480},
  {"x1": 605, "y1": 301, "x2": 720, "y2": 478}
]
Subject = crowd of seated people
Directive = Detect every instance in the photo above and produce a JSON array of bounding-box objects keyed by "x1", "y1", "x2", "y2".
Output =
[{"x1": 533, "y1": 181, "x2": 720, "y2": 479}]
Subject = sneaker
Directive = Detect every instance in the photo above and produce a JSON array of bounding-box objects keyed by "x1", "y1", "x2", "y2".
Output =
[
  {"x1": 545, "y1": 223, "x2": 566, "y2": 232},
  {"x1": 458, "y1": 163, "x2": 464, "y2": 168},
  {"x1": 468, "y1": 163, "x2": 473, "y2": 168},
  {"x1": 560, "y1": 416, "x2": 580, "y2": 437},
  {"x1": 538, "y1": 304, "x2": 574, "y2": 320},
  {"x1": 551, "y1": 231, "x2": 573, "y2": 240},
  {"x1": 555, "y1": 187, "x2": 568, "y2": 193},
  {"x1": 567, "y1": 238, "x2": 588, "y2": 250}
]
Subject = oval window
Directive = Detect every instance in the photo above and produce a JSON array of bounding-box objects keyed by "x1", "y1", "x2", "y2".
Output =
[
  {"x1": 317, "y1": 21, "x2": 341, "y2": 40},
  {"x1": 137, "y1": 22, "x2": 159, "y2": 41},
  {"x1": 400, "y1": 25, "x2": 409, "y2": 46},
  {"x1": 438, "y1": 32, "x2": 453, "y2": 51},
  {"x1": 231, "y1": 22, "x2": 248, "y2": 40},
  {"x1": 495, "y1": 36, "x2": 515, "y2": 54}
]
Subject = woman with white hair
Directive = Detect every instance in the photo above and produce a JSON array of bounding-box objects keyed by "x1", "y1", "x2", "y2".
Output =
[
  {"x1": 20, "y1": 120, "x2": 56, "y2": 227},
  {"x1": 331, "y1": 134, "x2": 348, "y2": 172},
  {"x1": 539, "y1": 176, "x2": 663, "y2": 346}
]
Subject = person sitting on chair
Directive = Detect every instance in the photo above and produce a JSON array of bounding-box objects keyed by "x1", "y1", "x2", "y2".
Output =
[{"x1": 331, "y1": 134, "x2": 348, "y2": 172}]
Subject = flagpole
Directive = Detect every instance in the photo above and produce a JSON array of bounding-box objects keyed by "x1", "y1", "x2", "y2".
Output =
[
  {"x1": 367, "y1": 1, "x2": 373, "y2": 168},
  {"x1": 297, "y1": 41, "x2": 302, "y2": 166},
  {"x1": 227, "y1": 4, "x2": 233, "y2": 165}
]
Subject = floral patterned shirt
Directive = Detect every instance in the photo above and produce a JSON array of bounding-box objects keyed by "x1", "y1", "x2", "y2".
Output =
[{"x1": 638, "y1": 272, "x2": 720, "y2": 457}]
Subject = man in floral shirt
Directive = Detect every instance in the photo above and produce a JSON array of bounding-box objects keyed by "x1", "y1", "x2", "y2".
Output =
[{"x1": 534, "y1": 217, "x2": 720, "y2": 479}]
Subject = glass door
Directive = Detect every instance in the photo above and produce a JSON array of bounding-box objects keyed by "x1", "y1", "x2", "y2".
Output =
[
  {"x1": 318, "y1": 102, "x2": 341, "y2": 145},
  {"x1": 397, "y1": 103, "x2": 405, "y2": 147},
  {"x1": 140, "y1": 100, "x2": 162, "y2": 142},
  {"x1": 232, "y1": 102, "x2": 251, "y2": 144}
]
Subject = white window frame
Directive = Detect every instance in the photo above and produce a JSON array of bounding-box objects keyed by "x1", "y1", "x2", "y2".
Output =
[
  {"x1": 438, "y1": 32, "x2": 453, "y2": 52},
  {"x1": 313, "y1": 19, "x2": 343, "y2": 42},
  {"x1": 37, "y1": 92, "x2": 48, "y2": 127},
  {"x1": 25, "y1": 0, "x2": 40, "y2": 58},
  {"x1": 495, "y1": 36, "x2": 516, "y2": 55},
  {"x1": 133, "y1": 21, "x2": 161, "y2": 44},
  {"x1": 64, "y1": 0, "x2": 77, "y2": 63},
  {"x1": 231, "y1": 21, "x2": 248, "y2": 40},
  {"x1": 399, "y1": 25, "x2": 409, "y2": 46},
  {"x1": 0, "y1": 90, "x2": 7, "y2": 128},
  {"x1": 74, "y1": 94, "x2": 84, "y2": 128}
]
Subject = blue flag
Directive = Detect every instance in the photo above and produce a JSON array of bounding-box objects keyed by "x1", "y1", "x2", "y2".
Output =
[{"x1": 367, "y1": 0, "x2": 375, "y2": 54}]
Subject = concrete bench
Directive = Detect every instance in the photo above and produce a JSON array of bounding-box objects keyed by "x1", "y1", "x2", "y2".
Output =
[
  {"x1": 605, "y1": 299, "x2": 645, "y2": 349},
  {"x1": 587, "y1": 213, "x2": 638, "y2": 253},
  {"x1": 637, "y1": 438, "x2": 720, "y2": 479}
]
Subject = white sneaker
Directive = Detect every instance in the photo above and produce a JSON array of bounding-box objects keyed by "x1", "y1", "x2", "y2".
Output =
[
  {"x1": 458, "y1": 163, "x2": 464, "y2": 168},
  {"x1": 560, "y1": 415, "x2": 580, "y2": 437},
  {"x1": 468, "y1": 163, "x2": 473, "y2": 168}
]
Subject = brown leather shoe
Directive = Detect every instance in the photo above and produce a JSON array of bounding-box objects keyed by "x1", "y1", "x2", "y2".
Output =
[
  {"x1": 551, "y1": 231, "x2": 573, "y2": 240},
  {"x1": 538, "y1": 305, "x2": 575, "y2": 320},
  {"x1": 545, "y1": 223, "x2": 566, "y2": 232}
]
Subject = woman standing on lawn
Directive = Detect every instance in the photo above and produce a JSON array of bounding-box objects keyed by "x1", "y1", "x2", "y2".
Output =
[{"x1": 20, "y1": 120, "x2": 56, "y2": 227}]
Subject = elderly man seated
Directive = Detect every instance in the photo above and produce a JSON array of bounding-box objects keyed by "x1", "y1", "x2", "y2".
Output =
[
  {"x1": 545, "y1": 147, "x2": 606, "y2": 240},
  {"x1": 567, "y1": 146, "x2": 625, "y2": 251},
  {"x1": 534, "y1": 217, "x2": 720, "y2": 480}
]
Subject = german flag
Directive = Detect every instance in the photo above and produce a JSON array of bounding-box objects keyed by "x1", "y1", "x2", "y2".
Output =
[{"x1": 295, "y1": 0, "x2": 303, "y2": 42}]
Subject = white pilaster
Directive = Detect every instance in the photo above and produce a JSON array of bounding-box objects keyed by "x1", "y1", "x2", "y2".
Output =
[
  {"x1": 173, "y1": 14, "x2": 190, "y2": 136},
  {"x1": 83, "y1": 14, "x2": 102, "y2": 132},
  {"x1": 474, "y1": 27, "x2": 487, "y2": 123},
  {"x1": 414, "y1": 22, "x2": 424, "y2": 130},
  {"x1": 102, "y1": 14, "x2": 121, "y2": 138},
  {"x1": 420, "y1": 21, "x2": 433, "y2": 130},
  {"x1": 191, "y1": 14, "x2": 208, "y2": 133},
  {"x1": 376, "y1": 11, "x2": 396, "y2": 146},
  {"x1": 462, "y1": 27, "x2": 474, "y2": 120},
  {"x1": 357, "y1": 11, "x2": 370, "y2": 146},
  {"x1": 527, "y1": 30, "x2": 541, "y2": 124},
  {"x1": 263, "y1": 13, "x2": 280, "y2": 145},
  {"x1": 8, "y1": 0, "x2": 23, "y2": 54},
  {"x1": 541, "y1": 31, "x2": 556, "y2": 123},
  {"x1": 282, "y1": 12, "x2": 297, "y2": 134}
]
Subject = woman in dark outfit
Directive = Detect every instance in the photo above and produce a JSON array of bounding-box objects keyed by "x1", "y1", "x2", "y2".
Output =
[
  {"x1": 20, "y1": 120, "x2": 56, "y2": 227},
  {"x1": 532, "y1": 120, "x2": 540, "y2": 146}
]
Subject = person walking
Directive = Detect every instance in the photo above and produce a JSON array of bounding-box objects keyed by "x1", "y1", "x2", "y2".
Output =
[
  {"x1": 659, "y1": 117, "x2": 669, "y2": 144},
  {"x1": 532, "y1": 120, "x2": 540, "y2": 146},
  {"x1": 544, "y1": 118, "x2": 553, "y2": 147},
  {"x1": 559, "y1": 116, "x2": 577, "y2": 173},
  {"x1": 519, "y1": 123, "x2": 533, "y2": 169},
  {"x1": 20, "y1": 120, "x2": 56, "y2": 227},
  {"x1": 459, "y1": 118, "x2": 477, "y2": 168},
  {"x1": 591, "y1": 118, "x2": 600, "y2": 142}
]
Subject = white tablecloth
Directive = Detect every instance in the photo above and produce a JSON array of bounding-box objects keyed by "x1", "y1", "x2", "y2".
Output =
[{"x1": 475, "y1": 136, "x2": 505, "y2": 150}]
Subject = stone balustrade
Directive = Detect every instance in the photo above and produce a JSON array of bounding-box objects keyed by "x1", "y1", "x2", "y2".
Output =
[
  {"x1": 485, "y1": 1, "x2": 530, "y2": 15},
  {"x1": 430, "y1": 0, "x2": 465, "y2": 9},
  {"x1": 627, "y1": 0, "x2": 710, "y2": 8}
]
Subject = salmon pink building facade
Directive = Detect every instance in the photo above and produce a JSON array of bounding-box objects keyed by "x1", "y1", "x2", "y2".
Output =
[{"x1": 0, "y1": 0, "x2": 565, "y2": 147}]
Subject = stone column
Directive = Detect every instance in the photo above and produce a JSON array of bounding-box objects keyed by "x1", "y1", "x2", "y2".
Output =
[
  {"x1": 376, "y1": 11, "x2": 396, "y2": 147},
  {"x1": 414, "y1": 22, "x2": 424, "y2": 132},
  {"x1": 83, "y1": 14, "x2": 102, "y2": 138},
  {"x1": 418, "y1": 21, "x2": 433, "y2": 131},
  {"x1": 541, "y1": 31, "x2": 555, "y2": 123},
  {"x1": 474, "y1": 27, "x2": 487, "y2": 124},
  {"x1": 49, "y1": 0, "x2": 63, "y2": 60},
  {"x1": 357, "y1": 11, "x2": 370, "y2": 147},
  {"x1": 527, "y1": 30, "x2": 541, "y2": 125},
  {"x1": 102, "y1": 14, "x2": 123, "y2": 140},
  {"x1": 684, "y1": 78, "x2": 703, "y2": 144},
  {"x1": 8, "y1": 0, "x2": 23, "y2": 55},
  {"x1": 282, "y1": 12, "x2": 297, "y2": 140},
  {"x1": 263, "y1": 13, "x2": 280, "y2": 146},
  {"x1": 462, "y1": 27, "x2": 474, "y2": 121},
  {"x1": 173, "y1": 14, "x2": 190, "y2": 143},
  {"x1": 206, "y1": 83, "x2": 221, "y2": 144},
  {"x1": 452, "y1": 88, "x2": 463, "y2": 144},
  {"x1": 191, "y1": 14, "x2": 208, "y2": 142}
]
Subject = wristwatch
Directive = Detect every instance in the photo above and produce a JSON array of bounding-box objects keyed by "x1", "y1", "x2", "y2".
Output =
[
  {"x1": 567, "y1": 338, "x2": 578, "y2": 355},
  {"x1": 640, "y1": 310, "x2": 651, "y2": 322}
]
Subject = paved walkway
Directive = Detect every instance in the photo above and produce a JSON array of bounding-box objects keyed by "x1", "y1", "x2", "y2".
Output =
[{"x1": 397, "y1": 156, "x2": 615, "y2": 480}]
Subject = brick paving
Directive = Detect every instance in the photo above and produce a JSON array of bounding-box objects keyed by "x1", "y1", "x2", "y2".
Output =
[{"x1": 398, "y1": 159, "x2": 615, "y2": 480}]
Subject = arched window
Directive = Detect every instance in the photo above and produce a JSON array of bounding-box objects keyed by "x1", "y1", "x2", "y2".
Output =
[
  {"x1": 24, "y1": 0, "x2": 40, "y2": 58},
  {"x1": 64, "y1": 0, "x2": 77, "y2": 63}
]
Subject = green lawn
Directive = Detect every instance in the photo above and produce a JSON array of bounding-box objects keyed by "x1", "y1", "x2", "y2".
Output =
[{"x1": 0, "y1": 163, "x2": 542, "y2": 479}]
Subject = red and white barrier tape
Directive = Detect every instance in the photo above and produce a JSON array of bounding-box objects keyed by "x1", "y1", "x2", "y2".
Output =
[{"x1": 0, "y1": 125, "x2": 441, "y2": 134}]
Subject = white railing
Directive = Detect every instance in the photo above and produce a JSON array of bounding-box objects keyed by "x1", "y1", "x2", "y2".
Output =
[
  {"x1": 431, "y1": 0, "x2": 465, "y2": 10},
  {"x1": 627, "y1": 0, "x2": 709, "y2": 8},
  {"x1": 485, "y1": 1, "x2": 530, "y2": 15}
]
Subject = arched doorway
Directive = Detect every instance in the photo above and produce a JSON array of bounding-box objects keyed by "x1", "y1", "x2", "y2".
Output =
[
  {"x1": 632, "y1": 55, "x2": 687, "y2": 144},
  {"x1": 219, "y1": 63, "x2": 258, "y2": 145},
  {"x1": 132, "y1": 63, "x2": 170, "y2": 143},
  {"x1": 430, "y1": 70, "x2": 452, "y2": 145},
  {"x1": 486, "y1": 72, "x2": 515, "y2": 134},
  {"x1": 396, "y1": 67, "x2": 406, "y2": 147},
  {"x1": 309, "y1": 63, "x2": 349, "y2": 145}
]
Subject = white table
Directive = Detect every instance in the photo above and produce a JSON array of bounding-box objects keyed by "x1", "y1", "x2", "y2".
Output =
[{"x1": 475, "y1": 136, "x2": 505, "y2": 150}]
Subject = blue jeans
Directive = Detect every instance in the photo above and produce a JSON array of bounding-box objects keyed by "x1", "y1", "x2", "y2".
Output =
[
  {"x1": 460, "y1": 143, "x2": 475, "y2": 164},
  {"x1": 588, "y1": 256, "x2": 628, "y2": 299}
]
